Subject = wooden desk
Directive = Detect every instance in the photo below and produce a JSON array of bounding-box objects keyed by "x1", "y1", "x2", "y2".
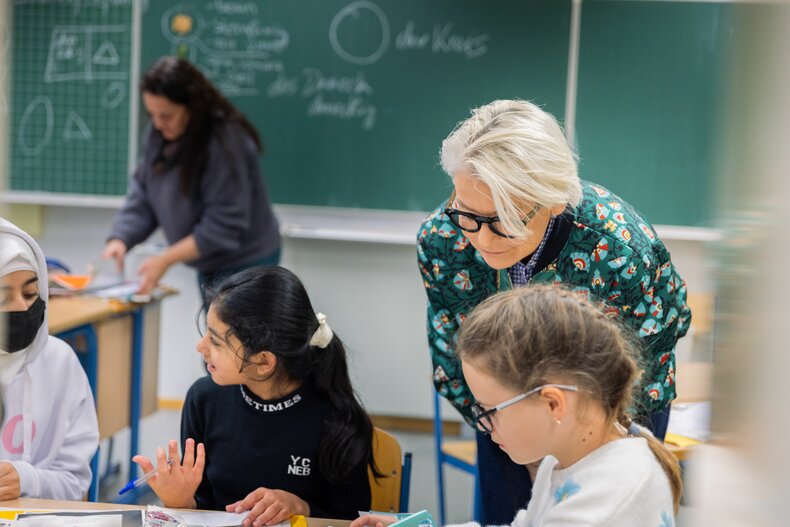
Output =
[
  {"x1": 0, "y1": 498, "x2": 351, "y2": 527},
  {"x1": 47, "y1": 289, "x2": 175, "y2": 502}
]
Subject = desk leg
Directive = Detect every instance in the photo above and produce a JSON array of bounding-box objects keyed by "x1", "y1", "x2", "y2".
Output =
[
  {"x1": 129, "y1": 308, "x2": 144, "y2": 485},
  {"x1": 84, "y1": 325, "x2": 100, "y2": 502}
]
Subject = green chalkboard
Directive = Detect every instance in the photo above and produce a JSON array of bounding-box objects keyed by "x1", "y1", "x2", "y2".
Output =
[
  {"x1": 575, "y1": 0, "x2": 735, "y2": 227},
  {"x1": 9, "y1": 0, "x2": 740, "y2": 228},
  {"x1": 10, "y1": 0, "x2": 133, "y2": 195},
  {"x1": 139, "y1": 0, "x2": 572, "y2": 211}
]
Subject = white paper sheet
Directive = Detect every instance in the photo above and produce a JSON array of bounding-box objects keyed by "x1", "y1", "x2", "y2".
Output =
[
  {"x1": 14, "y1": 514, "x2": 123, "y2": 526},
  {"x1": 667, "y1": 401, "x2": 712, "y2": 442},
  {"x1": 178, "y1": 510, "x2": 250, "y2": 526},
  {"x1": 146, "y1": 505, "x2": 282, "y2": 527}
]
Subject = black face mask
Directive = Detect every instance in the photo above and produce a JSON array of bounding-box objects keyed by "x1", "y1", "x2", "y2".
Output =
[{"x1": 3, "y1": 297, "x2": 46, "y2": 353}]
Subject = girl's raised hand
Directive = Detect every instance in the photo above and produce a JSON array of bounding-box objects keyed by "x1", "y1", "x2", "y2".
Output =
[
  {"x1": 226, "y1": 487, "x2": 309, "y2": 527},
  {"x1": 350, "y1": 514, "x2": 398, "y2": 527},
  {"x1": 132, "y1": 438, "x2": 205, "y2": 509}
]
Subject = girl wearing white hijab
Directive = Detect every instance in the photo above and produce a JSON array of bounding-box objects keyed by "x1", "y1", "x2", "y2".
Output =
[{"x1": 0, "y1": 218, "x2": 99, "y2": 500}]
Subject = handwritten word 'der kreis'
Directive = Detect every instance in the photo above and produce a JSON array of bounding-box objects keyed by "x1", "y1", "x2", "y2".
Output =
[{"x1": 395, "y1": 21, "x2": 489, "y2": 59}]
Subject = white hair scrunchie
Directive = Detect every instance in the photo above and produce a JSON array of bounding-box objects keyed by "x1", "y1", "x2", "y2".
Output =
[{"x1": 309, "y1": 312, "x2": 334, "y2": 349}]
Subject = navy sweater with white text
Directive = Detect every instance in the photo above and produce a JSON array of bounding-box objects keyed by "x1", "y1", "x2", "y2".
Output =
[{"x1": 181, "y1": 377, "x2": 371, "y2": 518}]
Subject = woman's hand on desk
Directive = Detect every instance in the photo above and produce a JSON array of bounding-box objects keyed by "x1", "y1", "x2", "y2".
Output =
[
  {"x1": 226, "y1": 487, "x2": 309, "y2": 527},
  {"x1": 136, "y1": 254, "x2": 171, "y2": 295},
  {"x1": 132, "y1": 438, "x2": 204, "y2": 509},
  {"x1": 102, "y1": 239, "x2": 128, "y2": 273},
  {"x1": 0, "y1": 462, "x2": 20, "y2": 500}
]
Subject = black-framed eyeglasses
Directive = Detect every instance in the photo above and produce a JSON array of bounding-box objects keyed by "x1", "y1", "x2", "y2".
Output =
[
  {"x1": 471, "y1": 384, "x2": 578, "y2": 434},
  {"x1": 443, "y1": 192, "x2": 540, "y2": 239}
]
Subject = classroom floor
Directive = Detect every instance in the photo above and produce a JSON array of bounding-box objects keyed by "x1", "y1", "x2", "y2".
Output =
[{"x1": 100, "y1": 410, "x2": 691, "y2": 525}]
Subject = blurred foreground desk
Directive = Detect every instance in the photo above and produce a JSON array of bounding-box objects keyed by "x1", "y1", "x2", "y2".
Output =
[
  {"x1": 0, "y1": 498, "x2": 351, "y2": 527},
  {"x1": 48, "y1": 289, "x2": 176, "y2": 501}
]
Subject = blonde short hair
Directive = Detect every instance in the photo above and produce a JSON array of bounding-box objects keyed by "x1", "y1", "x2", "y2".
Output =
[{"x1": 440, "y1": 100, "x2": 582, "y2": 238}]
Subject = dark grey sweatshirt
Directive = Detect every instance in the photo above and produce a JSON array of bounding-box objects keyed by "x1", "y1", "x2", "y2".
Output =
[{"x1": 109, "y1": 123, "x2": 280, "y2": 273}]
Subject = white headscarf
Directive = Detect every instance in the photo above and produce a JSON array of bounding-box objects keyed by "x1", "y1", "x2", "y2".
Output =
[{"x1": 0, "y1": 232, "x2": 39, "y2": 384}]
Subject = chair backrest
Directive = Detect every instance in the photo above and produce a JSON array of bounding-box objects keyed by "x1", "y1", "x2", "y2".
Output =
[{"x1": 369, "y1": 427, "x2": 405, "y2": 513}]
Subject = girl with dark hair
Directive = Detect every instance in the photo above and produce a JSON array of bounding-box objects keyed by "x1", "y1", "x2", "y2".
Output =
[
  {"x1": 132, "y1": 266, "x2": 373, "y2": 526},
  {"x1": 103, "y1": 56, "x2": 280, "y2": 299}
]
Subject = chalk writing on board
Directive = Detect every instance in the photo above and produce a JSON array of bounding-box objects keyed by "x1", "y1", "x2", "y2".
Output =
[
  {"x1": 395, "y1": 20, "x2": 489, "y2": 59},
  {"x1": 100, "y1": 80, "x2": 125, "y2": 109},
  {"x1": 268, "y1": 68, "x2": 377, "y2": 130},
  {"x1": 207, "y1": 0, "x2": 258, "y2": 16},
  {"x1": 301, "y1": 68, "x2": 374, "y2": 98},
  {"x1": 307, "y1": 94, "x2": 377, "y2": 131},
  {"x1": 329, "y1": 1, "x2": 390, "y2": 66},
  {"x1": 93, "y1": 39, "x2": 120, "y2": 65},
  {"x1": 44, "y1": 25, "x2": 128, "y2": 83},
  {"x1": 161, "y1": 4, "x2": 288, "y2": 97},
  {"x1": 18, "y1": 96, "x2": 54, "y2": 156},
  {"x1": 63, "y1": 111, "x2": 93, "y2": 141},
  {"x1": 155, "y1": 1, "x2": 494, "y2": 130}
]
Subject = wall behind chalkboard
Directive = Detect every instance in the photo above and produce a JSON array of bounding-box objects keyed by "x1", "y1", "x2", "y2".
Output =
[
  {"x1": 139, "y1": 0, "x2": 571, "y2": 212},
  {"x1": 10, "y1": 0, "x2": 133, "y2": 195}
]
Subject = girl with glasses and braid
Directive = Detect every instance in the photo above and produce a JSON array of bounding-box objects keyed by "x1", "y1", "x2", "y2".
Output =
[
  {"x1": 355, "y1": 285, "x2": 681, "y2": 527},
  {"x1": 417, "y1": 100, "x2": 690, "y2": 524}
]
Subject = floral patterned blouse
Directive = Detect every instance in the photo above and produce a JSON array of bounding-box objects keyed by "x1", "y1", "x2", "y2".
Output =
[{"x1": 418, "y1": 181, "x2": 691, "y2": 424}]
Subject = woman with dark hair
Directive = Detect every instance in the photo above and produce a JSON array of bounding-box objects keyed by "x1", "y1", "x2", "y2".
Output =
[
  {"x1": 103, "y1": 56, "x2": 280, "y2": 297},
  {"x1": 133, "y1": 266, "x2": 374, "y2": 525}
]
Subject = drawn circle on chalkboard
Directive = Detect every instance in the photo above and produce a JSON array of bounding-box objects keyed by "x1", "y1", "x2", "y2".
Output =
[
  {"x1": 18, "y1": 96, "x2": 54, "y2": 156},
  {"x1": 329, "y1": 1, "x2": 389, "y2": 65},
  {"x1": 162, "y1": 6, "x2": 204, "y2": 43},
  {"x1": 101, "y1": 81, "x2": 126, "y2": 109}
]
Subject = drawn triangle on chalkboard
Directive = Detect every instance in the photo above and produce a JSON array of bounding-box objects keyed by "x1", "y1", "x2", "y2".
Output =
[
  {"x1": 93, "y1": 41, "x2": 120, "y2": 66},
  {"x1": 63, "y1": 111, "x2": 93, "y2": 141}
]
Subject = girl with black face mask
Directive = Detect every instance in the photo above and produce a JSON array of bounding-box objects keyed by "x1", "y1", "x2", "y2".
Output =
[{"x1": 0, "y1": 218, "x2": 99, "y2": 500}]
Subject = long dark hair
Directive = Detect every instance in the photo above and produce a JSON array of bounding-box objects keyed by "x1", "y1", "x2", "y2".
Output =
[
  {"x1": 205, "y1": 266, "x2": 377, "y2": 483},
  {"x1": 140, "y1": 56, "x2": 263, "y2": 195}
]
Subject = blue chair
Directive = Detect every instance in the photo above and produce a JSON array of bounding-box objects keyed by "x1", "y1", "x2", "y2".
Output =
[
  {"x1": 434, "y1": 390, "x2": 481, "y2": 525},
  {"x1": 370, "y1": 427, "x2": 412, "y2": 513}
]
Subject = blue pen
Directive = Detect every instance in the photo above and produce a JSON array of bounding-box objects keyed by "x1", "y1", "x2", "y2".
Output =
[{"x1": 118, "y1": 459, "x2": 173, "y2": 495}]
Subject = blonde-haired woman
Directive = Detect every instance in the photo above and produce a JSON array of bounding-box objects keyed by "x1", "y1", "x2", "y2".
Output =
[{"x1": 417, "y1": 99, "x2": 691, "y2": 524}]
